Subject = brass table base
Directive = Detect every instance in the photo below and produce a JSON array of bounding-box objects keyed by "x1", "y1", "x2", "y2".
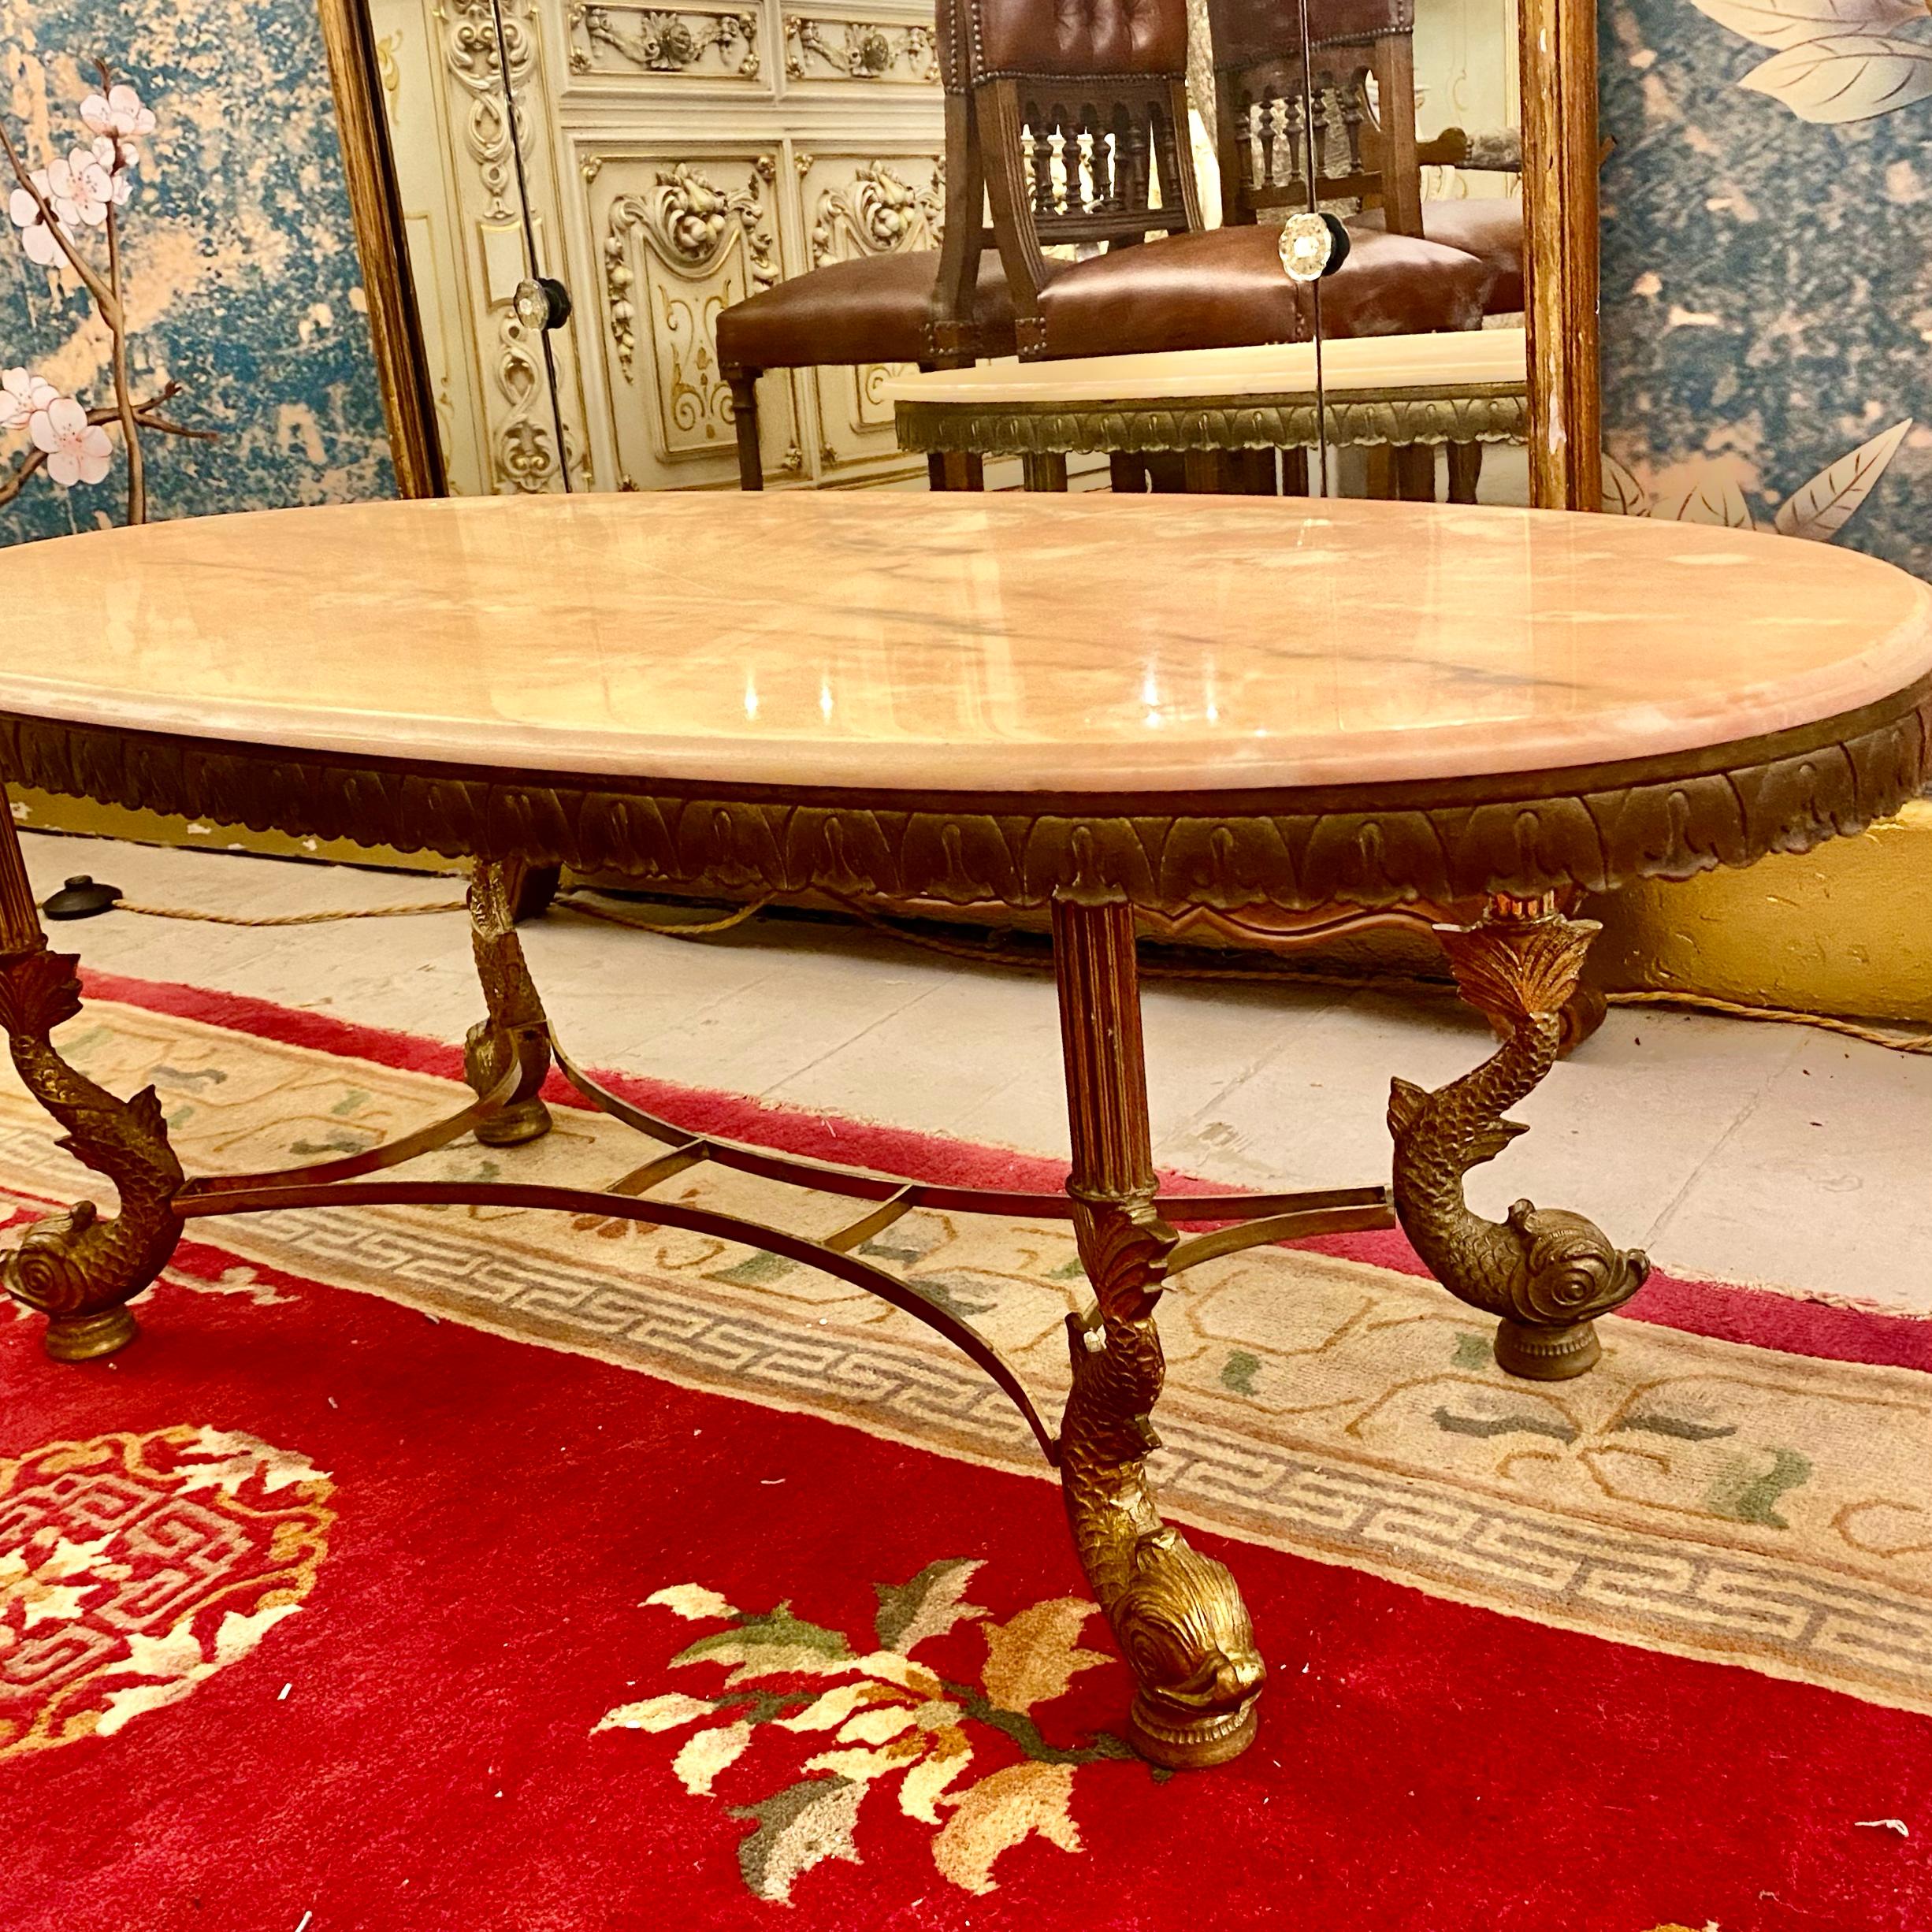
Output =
[
  {"x1": 41, "y1": 1303, "x2": 142, "y2": 1363},
  {"x1": 0, "y1": 837, "x2": 1653, "y2": 1769},
  {"x1": 1388, "y1": 894, "x2": 1651, "y2": 1378}
]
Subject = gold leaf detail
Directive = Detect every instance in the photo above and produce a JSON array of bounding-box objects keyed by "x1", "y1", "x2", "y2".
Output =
[
  {"x1": 1436, "y1": 916, "x2": 1598, "y2": 1035},
  {"x1": 931, "y1": 1761, "x2": 1082, "y2": 1895},
  {"x1": 978, "y1": 1598, "x2": 1112, "y2": 1715}
]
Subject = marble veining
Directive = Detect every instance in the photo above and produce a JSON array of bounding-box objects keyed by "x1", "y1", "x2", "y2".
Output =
[{"x1": 0, "y1": 495, "x2": 1923, "y2": 794}]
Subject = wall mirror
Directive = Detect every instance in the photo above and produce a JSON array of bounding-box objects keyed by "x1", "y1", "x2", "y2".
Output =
[
  {"x1": 1255, "y1": 0, "x2": 1525, "y2": 506},
  {"x1": 318, "y1": 0, "x2": 1597, "y2": 511}
]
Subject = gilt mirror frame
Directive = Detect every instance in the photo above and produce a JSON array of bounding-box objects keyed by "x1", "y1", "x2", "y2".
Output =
[{"x1": 318, "y1": 0, "x2": 1602, "y2": 513}]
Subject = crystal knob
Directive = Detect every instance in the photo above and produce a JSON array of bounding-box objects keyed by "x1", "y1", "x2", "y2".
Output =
[
  {"x1": 513, "y1": 275, "x2": 574, "y2": 332},
  {"x1": 1276, "y1": 211, "x2": 1351, "y2": 283}
]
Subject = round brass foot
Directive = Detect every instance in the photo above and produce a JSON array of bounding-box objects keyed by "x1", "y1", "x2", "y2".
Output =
[
  {"x1": 475, "y1": 1098, "x2": 553, "y2": 1146},
  {"x1": 1495, "y1": 1316, "x2": 1600, "y2": 1380},
  {"x1": 43, "y1": 1305, "x2": 140, "y2": 1362},
  {"x1": 1128, "y1": 1693, "x2": 1259, "y2": 1770}
]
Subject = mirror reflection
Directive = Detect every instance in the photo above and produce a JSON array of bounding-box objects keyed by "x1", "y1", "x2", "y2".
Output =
[{"x1": 368, "y1": 0, "x2": 1521, "y2": 505}]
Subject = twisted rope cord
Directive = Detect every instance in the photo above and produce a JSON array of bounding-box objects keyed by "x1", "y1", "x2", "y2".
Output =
[
  {"x1": 108, "y1": 890, "x2": 771, "y2": 938},
  {"x1": 101, "y1": 891, "x2": 1932, "y2": 1055}
]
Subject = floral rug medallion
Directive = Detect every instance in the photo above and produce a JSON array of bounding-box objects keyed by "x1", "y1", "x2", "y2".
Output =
[{"x1": 0, "y1": 1425, "x2": 333, "y2": 1756}]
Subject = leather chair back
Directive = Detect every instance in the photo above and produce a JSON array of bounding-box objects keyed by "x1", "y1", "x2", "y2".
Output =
[
  {"x1": 1208, "y1": 0, "x2": 1409, "y2": 70},
  {"x1": 939, "y1": 0, "x2": 1187, "y2": 83},
  {"x1": 1206, "y1": 0, "x2": 1425, "y2": 234},
  {"x1": 944, "y1": 0, "x2": 1204, "y2": 341}
]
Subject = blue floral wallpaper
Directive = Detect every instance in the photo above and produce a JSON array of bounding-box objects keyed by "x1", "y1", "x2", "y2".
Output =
[
  {"x1": 1598, "y1": 0, "x2": 1932, "y2": 574},
  {"x1": 0, "y1": 1, "x2": 394, "y2": 543}
]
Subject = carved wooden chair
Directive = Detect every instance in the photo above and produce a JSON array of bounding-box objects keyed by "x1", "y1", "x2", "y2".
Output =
[
  {"x1": 1208, "y1": 0, "x2": 1521, "y2": 311},
  {"x1": 940, "y1": 0, "x2": 1494, "y2": 493},
  {"x1": 1205, "y1": 0, "x2": 1522, "y2": 499},
  {"x1": 716, "y1": 44, "x2": 1013, "y2": 490}
]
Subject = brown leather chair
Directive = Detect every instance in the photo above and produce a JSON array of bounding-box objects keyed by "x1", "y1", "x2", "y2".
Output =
[
  {"x1": 1206, "y1": 0, "x2": 1521, "y2": 499},
  {"x1": 716, "y1": 85, "x2": 1015, "y2": 490},
  {"x1": 1208, "y1": 0, "x2": 1522, "y2": 314},
  {"x1": 944, "y1": 0, "x2": 1495, "y2": 376}
]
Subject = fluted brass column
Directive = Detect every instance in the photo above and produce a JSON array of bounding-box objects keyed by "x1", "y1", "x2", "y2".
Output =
[{"x1": 1050, "y1": 892, "x2": 1265, "y2": 1769}]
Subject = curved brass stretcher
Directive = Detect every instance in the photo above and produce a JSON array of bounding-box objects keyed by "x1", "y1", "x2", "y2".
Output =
[{"x1": 0, "y1": 853, "x2": 1414, "y2": 1769}]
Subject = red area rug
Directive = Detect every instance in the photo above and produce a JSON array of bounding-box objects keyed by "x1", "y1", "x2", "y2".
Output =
[{"x1": 3, "y1": 973, "x2": 1930, "y2": 1930}]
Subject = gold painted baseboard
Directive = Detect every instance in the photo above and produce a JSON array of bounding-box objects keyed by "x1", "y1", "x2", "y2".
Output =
[{"x1": 1588, "y1": 800, "x2": 1932, "y2": 1023}]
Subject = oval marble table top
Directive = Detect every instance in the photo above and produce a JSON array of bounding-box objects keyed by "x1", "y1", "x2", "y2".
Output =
[{"x1": 0, "y1": 493, "x2": 1926, "y2": 797}]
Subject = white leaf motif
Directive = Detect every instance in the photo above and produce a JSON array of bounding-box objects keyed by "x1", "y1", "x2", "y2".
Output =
[
  {"x1": 1741, "y1": 35, "x2": 1932, "y2": 122},
  {"x1": 42, "y1": 1534, "x2": 114, "y2": 1579},
  {"x1": 802, "y1": 1742, "x2": 916, "y2": 1782},
  {"x1": 120, "y1": 1618, "x2": 206, "y2": 1683},
  {"x1": 836, "y1": 1704, "x2": 920, "y2": 1746},
  {"x1": 212, "y1": 1602, "x2": 302, "y2": 1666},
  {"x1": 872, "y1": 1557, "x2": 986, "y2": 1655},
  {"x1": 181, "y1": 1429, "x2": 329, "y2": 1495},
  {"x1": 1774, "y1": 418, "x2": 1912, "y2": 540},
  {"x1": 900, "y1": 1732, "x2": 972, "y2": 1822},
  {"x1": 1657, "y1": 473, "x2": 1756, "y2": 529},
  {"x1": 95, "y1": 1616, "x2": 214, "y2": 1737},
  {"x1": 781, "y1": 1681, "x2": 903, "y2": 1733},
  {"x1": 21, "y1": 1582, "x2": 91, "y2": 1626},
  {"x1": 96, "y1": 1674, "x2": 203, "y2": 1736},
  {"x1": 643, "y1": 1583, "x2": 737, "y2": 1621},
  {"x1": 593, "y1": 1691, "x2": 717, "y2": 1734},
  {"x1": 1687, "y1": 0, "x2": 1923, "y2": 49},
  {"x1": 673, "y1": 1719, "x2": 752, "y2": 1794}
]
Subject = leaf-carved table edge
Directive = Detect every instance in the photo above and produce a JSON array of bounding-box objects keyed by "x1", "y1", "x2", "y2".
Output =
[{"x1": 2, "y1": 677, "x2": 1926, "y2": 915}]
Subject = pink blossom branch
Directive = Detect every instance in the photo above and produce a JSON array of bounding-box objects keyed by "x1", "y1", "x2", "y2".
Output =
[
  {"x1": 0, "y1": 117, "x2": 117, "y2": 320},
  {"x1": 0, "y1": 444, "x2": 50, "y2": 507},
  {"x1": 123, "y1": 380, "x2": 220, "y2": 442},
  {"x1": 103, "y1": 203, "x2": 143, "y2": 522},
  {"x1": 1, "y1": 59, "x2": 200, "y2": 525},
  {"x1": 0, "y1": 384, "x2": 215, "y2": 509}
]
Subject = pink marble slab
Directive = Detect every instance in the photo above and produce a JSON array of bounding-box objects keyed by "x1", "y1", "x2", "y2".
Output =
[{"x1": 0, "y1": 494, "x2": 1923, "y2": 794}]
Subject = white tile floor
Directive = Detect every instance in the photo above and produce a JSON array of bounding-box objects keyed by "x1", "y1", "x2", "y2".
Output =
[{"x1": 20, "y1": 830, "x2": 1932, "y2": 1315}]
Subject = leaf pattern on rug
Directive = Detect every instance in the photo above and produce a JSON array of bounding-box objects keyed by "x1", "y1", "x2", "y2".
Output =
[
  {"x1": 593, "y1": 1557, "x2": 1144, "y2": 1902},
  {"x1": 979, "y1": 1598, "x2": 1113, "y2": 1712},
  {"x1": 932, "y1": 1761, "x2": 1082, "y2": 1896}
]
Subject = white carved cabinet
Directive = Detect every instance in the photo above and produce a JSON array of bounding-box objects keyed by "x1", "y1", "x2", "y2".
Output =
[{"x1": 373, "y1": 0, "x2": 946, "y2": 492}]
